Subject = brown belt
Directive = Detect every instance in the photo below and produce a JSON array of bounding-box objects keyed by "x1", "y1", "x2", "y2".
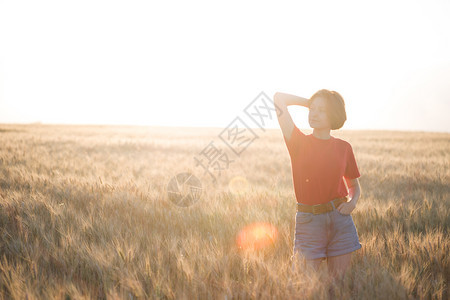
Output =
[{"x1": 297, "y1": 197, "x2": 348, "y2": 215}]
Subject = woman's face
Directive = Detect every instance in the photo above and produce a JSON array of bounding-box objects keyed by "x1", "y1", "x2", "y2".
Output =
[{"x1": 308, "y1": 97, "x2": 331, "y2": 129}]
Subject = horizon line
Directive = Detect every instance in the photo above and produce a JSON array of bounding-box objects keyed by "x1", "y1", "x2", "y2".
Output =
[{"x1": 0, "y1": 122, "x2": 449, "y2": 134}]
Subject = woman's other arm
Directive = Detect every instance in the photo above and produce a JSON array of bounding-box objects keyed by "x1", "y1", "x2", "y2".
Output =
[
  {"x1": 346, "y1": 178, "x2": 361, "y2": 206},
  {"x1": 273, "y1": 92, "x2": 311, "y2": 141},
  {"x1": 337, "y1": 178, "x2": 361, "y2": 215}
]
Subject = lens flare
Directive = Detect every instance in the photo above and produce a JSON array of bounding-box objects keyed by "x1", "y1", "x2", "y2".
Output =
[
  {"x1": 228, "y1": 176, "x2": 251, "y2": 195},
  {"x1": 236, "y1": 222, "x2": 278, "y2": 251}
]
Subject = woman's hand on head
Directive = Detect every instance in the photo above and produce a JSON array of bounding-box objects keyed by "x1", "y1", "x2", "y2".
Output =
[{"x1": 306, "y1": 98, "x2": 312, "y2": 108}]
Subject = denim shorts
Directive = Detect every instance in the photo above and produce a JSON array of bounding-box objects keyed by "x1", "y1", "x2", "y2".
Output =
[{"x1": 292, "y1": 200, "x2": 362, "y2": 261}]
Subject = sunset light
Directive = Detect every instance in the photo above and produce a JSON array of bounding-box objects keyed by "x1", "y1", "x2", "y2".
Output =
[
  {"x1": 0, "y1": 0, "x2": 448, "y2": 298},
  {"x1": 236, "y1": 222, "x2": 278, "y2": 251},
  {"x1": 1, "y1": 0, "x2": 449, "y2": 132}
]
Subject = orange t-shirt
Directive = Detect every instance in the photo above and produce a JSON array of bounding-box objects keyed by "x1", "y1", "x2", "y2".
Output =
[{"x1": 283, "y1": 125, "x2": 361, "y2": 205}]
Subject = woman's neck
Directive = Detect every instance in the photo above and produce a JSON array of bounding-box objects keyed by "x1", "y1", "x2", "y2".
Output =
[{"x1": 312, "y1": 128, "x2": 331, "y2": 140}]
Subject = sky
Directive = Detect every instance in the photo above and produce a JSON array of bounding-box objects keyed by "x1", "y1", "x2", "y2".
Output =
[{"x1": 1, "y1": 0, "x2": 449, "y2": 132}]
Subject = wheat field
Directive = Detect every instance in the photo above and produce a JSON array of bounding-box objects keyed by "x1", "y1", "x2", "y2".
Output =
[{"x1": 0, "y1": 124, "x2": 448, "y2": 299}]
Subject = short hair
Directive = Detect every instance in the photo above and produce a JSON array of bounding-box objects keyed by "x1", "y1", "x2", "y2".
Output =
[{"x1": 309, "y1": 89, "x2": 347, "y2": 130}]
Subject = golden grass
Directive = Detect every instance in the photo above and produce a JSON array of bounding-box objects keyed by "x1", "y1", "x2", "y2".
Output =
[{"x1": 0, "y1": 124, "x2": 448, "y2": 299}]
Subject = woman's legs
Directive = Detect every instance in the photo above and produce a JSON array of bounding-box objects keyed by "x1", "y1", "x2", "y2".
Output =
[
  {"x1": 305, "y1": 257, "x2": 325, "y2": 272},
  {"x1": 302, "y1": 253, "x2": 351, "y2": 279},
  {"x1": 325, "y1": 253, "x2": 352, "y2": 299},
  {"x1": 327, "y1": 252, "x2": 352, "y2": 280}
]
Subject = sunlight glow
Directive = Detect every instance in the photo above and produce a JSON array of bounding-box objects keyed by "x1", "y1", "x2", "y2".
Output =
[
  {"x1": 1, "y1": 0, "x2": 449, "y2": 132},
  {"x1": 236, "y1": 222, "x2": 278, "y2": 251},
  {"x1": 228, "y1": 176, "x2": 251, "y2": 196}
]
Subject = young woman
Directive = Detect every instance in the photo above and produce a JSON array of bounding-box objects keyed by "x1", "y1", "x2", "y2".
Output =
[{"x1": 273, "y1": 89, "x2": 362, "y2": 282}]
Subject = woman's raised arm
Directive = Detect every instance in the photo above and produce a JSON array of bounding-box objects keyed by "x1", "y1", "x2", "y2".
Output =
[{"x1": 273, "y1": 92, "x2": 311, "y2": 141}]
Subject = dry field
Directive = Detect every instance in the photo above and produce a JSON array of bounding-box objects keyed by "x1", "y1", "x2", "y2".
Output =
[{"x1": 0, "y1": 124, "x2": 448, "y2": 299}]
